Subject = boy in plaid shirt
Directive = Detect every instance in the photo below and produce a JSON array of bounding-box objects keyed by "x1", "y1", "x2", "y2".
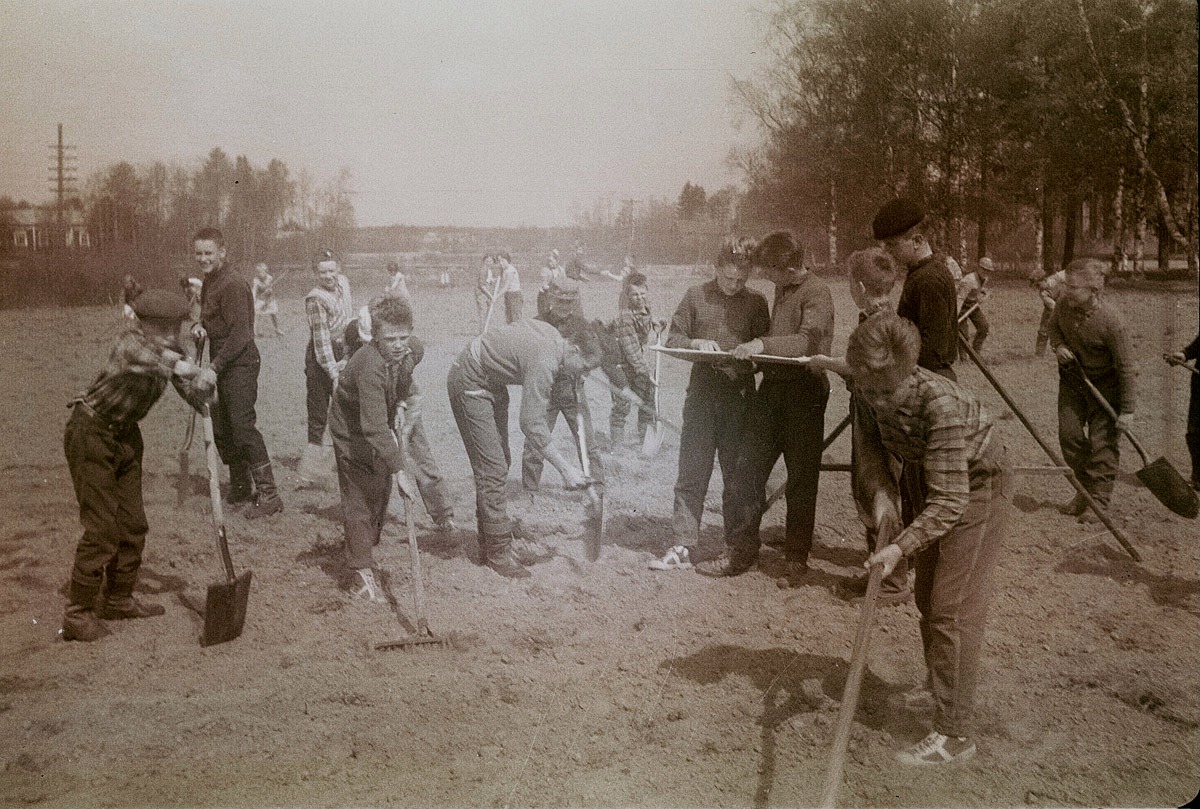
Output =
[
  {"x1": 854, "y1": 311, "x2": 1012, "y2": 766},
  {"x1": 299, "y1": 248, "x2": 354, "y2": 484},
  {"x1": 62, "y1": 290, "x2": 215, "y2": 641},
  {"x1": 609, "y1": 271, "x2": 658, "y2": 446}
]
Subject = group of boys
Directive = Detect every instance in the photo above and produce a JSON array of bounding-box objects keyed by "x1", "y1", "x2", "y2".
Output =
[{"x1": 61, "y1": 199, "x2": 1167, "y2": 769}]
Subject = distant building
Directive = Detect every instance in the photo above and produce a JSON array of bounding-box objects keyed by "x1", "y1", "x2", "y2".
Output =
[{"x1": 8, "y1": 206, "x2": 90, "y2": 250}]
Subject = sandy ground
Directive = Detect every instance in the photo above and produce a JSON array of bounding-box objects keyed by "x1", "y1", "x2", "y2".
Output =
[{"x1": 1, "y1": 262, "x2": 1197, "y2": 808}]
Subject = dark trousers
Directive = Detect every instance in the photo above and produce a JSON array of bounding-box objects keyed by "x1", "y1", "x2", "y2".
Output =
[
  {"x1": 958, "y1": 302, "x2": 989, "y2": 350},
  {"x1": 671, "y1": 370, "x2": 751, "y2": 547},
  {"x1": 305, "y1": 340, "x2": 345, "y2": 445},
  {"x1": 64, "y1": 407, "x2": 149, "y2": 606},
  {"x1": 610, "y1": 370, "x2": 655, "y2": 440},
  {"x1": 914, "y1": 453, "x2": 1012, "y2": 739},
  {"x1": 1187, "y1": 372, "x2": 1200, "y2": 484},
  {"x1": 448, "y1": 362, "x2": 513, "y2": 540},
  {"x1": 521, "y1": 375, "x2": 604, "y2": 488},
  {"x1": 1058, "y1": 373, "x2": 1120, "y2": 505},
  {"x1": 504, "y1": 291, "x2": 523, "y2": 324},
  {"x1": 727, "y1": 378, "x2": 829, "y2": 562},
  {"x1": 334, "y1": 446, "x2": 391, "y2": 570},
  {"x1": 213, "y1": 360, "x2": 270, "y2": 469}
]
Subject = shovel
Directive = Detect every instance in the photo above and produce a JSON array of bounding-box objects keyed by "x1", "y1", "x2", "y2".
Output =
[
  {"x1": 575, "y1": 381, "x2": 605, "y2": 561},
  {"x1": 641, "y1": 331, "x2": 666, "y2": 457},
  {"x1": 200, "y1": 406, "x2": 253, "y2": 646},
  {"x1": 1074, "y1": 361, "x2": 1198, "y2": 519},
  {"x1": 177, "y1": 410, "x2": 197, "y2": 508}
]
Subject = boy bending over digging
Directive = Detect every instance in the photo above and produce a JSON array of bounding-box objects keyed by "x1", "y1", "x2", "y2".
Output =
[{"x1": 851, "y1": 312, "x2": 1013, "y2": 765}]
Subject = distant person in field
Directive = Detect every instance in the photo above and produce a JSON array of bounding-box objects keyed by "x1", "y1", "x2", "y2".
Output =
[
  {"x1": 341, "y1": 299, "x2": 456, "y2": 536},
  {"x1": 475, "y1": 254, "x2": 501, "y2": 333},
  {"x1": 194, "y1": 226, "x2": 283, "y2": 518},
  {"x1": 536, "y1": 249, "x2": 566, "y2": 319},
  {"x1": 566, "y1": 242, "x2": 592, "y2": 282},
  {"x1": 298, "y1": 248, "x2": 354, "y2": 485},
  {"x1": 120, "y1": 274, "x2": 143, "y2": 321},
  {"x1": 649, "y1": 236, "x2": 770, "y2": 572},
  {"x1": 1167, "y1": 333, "x2": 1200, "y2": 490},
  {"x1": 252, "y1": 262, "x2": 284, "y2": 337},
  {"x1": 60, "y1": 290, "x2": 215, "y2": 641},
  {"x1": 329, "y1": 296, "x2": 446, "y2": 603},
  {"x1": 447, "y1": 315, "x2": 602, "y2": 578},
  {"x1": 710, "y1": 232, "x2": 834, "y2": 587},
  {"x1": 609, "y1": 271, "x2": 658, "y2": 447},
  {"x1": 1050, "y1": 258, "x2": 1135, "y2": 521},
  {"x1": 602, "y1": 254, "x2": 638, "y2": 312},
  {"x1": 1034, "y1": 266, "x2": 1068, "y2": 357},
  {"x1": 497, "y1": 252, "x2": 523, "y2": 324},
  {"x1": 809, "y1": 248, "x2": 911, "y2": 606},
  {"x1": 957, "y1": 256, "x2": 991, "y2": 353},
  {"x1": 384, "y1": 258, "x2": 411, "y2": 300},
  {"x1": 853, "y1": 311, "x2": 1012, "y2": 767}
]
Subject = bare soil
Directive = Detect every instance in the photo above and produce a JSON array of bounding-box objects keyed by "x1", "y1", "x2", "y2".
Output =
[{"x1": 1, "y1": 263, "x2": 1197, "y2": 808}]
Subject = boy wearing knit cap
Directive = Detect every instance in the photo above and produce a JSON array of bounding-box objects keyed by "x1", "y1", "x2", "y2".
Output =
[{"x1": 62, "y1": 289, "x2": 216, "y2": 641}]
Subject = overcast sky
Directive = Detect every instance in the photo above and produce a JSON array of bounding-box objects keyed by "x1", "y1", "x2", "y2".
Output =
[{"x1": 0, "y1": 1, "x2": 769, "y2": 227}]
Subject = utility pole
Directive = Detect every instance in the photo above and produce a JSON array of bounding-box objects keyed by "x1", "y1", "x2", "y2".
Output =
[
  {"x1": 47, "y1": 123, "x2": 78, "y2": 249},
  {"x1": 620, "y1": 198, "x2": 638, "y2": 255}
]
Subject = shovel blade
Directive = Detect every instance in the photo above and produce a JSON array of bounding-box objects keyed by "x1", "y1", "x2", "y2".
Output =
[
  {"x1": 640, "y1": 423, "x2": 665, "y2": 458},
  {"x1": 202, "y1": 570, "x2": 253, "y2": 647},
  {"x1": 1137, "y1": 457, "x2": 1199, "y2": 519}
]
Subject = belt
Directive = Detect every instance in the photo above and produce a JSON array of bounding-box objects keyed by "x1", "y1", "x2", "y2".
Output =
[{"x1": 71, "y1": 400, "x2": 133, "y2": 432}]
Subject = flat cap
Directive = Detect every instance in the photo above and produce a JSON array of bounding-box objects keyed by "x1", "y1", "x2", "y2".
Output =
[
  {"x1": 872, "y1": 198, "x2": 926, "y2": 240},
  {"x1": 132, "y1": 289, "x2": 191, "y2": 321}
]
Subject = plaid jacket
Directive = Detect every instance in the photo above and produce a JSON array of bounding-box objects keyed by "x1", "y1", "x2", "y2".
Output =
[
  {"x1": 77, "y1": 326, "x2": 206, "y2": 423},
  {"x1": 613, "y1": 306, "x2": 654, "y2": 379},
  {"x1": 305, "y1": 275, "x2": 354, "y2": 377}
]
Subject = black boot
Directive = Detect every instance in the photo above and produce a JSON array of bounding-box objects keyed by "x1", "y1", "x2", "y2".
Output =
[
  {"x1": 244, "y1": 462, "x2": 284, "y2": 519},
  {"x1": 226, "y1": 462, "x2": 254, "y2": 507},
  {"x1": 482, "y1": 535, "x2": 531, "y2": 579}
]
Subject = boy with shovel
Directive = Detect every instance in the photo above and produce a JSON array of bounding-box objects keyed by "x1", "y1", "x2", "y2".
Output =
[
  {"x1": 62, "y1": 290, "x2": 216, "y2": 641},
  {"x1": 609, "y1": 272, "x2": 658, "y2": 448},
  {"x1": 1049, "y1": 258, "x2": 1135, "y2": 522},
  {"x1": 853, "y1": 311, "x2": 1013, "y2": 765}
]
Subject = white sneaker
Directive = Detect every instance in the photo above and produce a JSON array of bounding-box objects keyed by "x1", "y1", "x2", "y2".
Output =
[
  {"x1": 350, "y1": 568, "x2": 386, "y2": 603},
  {"x1": 648, "y1": 545, "x2": 692, "y2": 571},
  {"x1": 895, "y1": 731, "x2": 976, "y2": 766}
]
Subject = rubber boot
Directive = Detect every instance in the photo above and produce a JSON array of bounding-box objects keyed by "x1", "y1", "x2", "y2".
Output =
[
  {"x1": 244, "y1": 462, "x2": 284, "y2": 519},
  {"x1": 62, "y1": 603, "x2": 109, "y2": 642},
  {"x1": 482, "y1": 534, "x2": 531, "y2": 579},
  {"x1": 226, "y1": 462, "x2": 254, "y2": 507}
]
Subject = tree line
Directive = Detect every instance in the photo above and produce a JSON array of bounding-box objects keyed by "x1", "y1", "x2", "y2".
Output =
[{"x1": 733, "y1": 0, "x2": 1198, "y2": 276}]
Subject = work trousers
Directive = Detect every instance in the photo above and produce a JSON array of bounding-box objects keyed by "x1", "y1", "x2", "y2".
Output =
[
  {"x1": 405, "y1": 417, "x2": 454, "y2": 524},
  {"x1": 447, "y1": 361, "x2": 514, "y2": 540},
  {"x1": 504, "y1": 291, "x2": 523, "y2": 325},
  {"x1": 671, "y1": 369, "x2": 752, "y2": 548},
  {"x1": 914, "y1": 450, "x2": 1012, "y2": 739},
  {"x1": 521, "y1": 374, "x2": 604, "y2": 489},
  {"x1": 1058, "y1": 372, "x2": 1121, "y2": 505},
  {"x1": 958, "y1": 302, "x2": 989, "y2": 350},
  {"x1": 610, "y1": 370, "x2": 655, "y2": 441},
  {"x1": 305, "y1": 340, "x2": 346, "y2": 445},
  {"x1": 63, "y1": 406, "x2": 149, "y2": 606},
  {"x1": 727, "y1": 378, "x2": 829, "y2": 563},
  {"x1": 1187, "y1": 371, "x2": 1200, "y2": 484},
  {"x1": 333, "y1": 446, "x2": 391, "y2": 571},
  {"x1": 213, "y1": 360, "x2": 270, "y2": 469}
]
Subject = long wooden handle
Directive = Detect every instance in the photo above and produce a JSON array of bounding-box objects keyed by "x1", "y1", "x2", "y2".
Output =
[
  {"x1": 1072, "y1": 360, "x2": 1151, "y2": 465},
  {"x1": 394, "y1": 415, "x2": 427, "y2": 635},
  {"x1": 201, "y1": 410, "x2": 235, "y2": 581},
  {"x1": 819, "y1": 564, "x2": 883, "y2": 808}
]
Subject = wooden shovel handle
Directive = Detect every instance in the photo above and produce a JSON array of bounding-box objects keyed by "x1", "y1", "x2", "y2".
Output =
[{"x1": 1071, "y1": 360, "x2": 1150, "y2": 466}]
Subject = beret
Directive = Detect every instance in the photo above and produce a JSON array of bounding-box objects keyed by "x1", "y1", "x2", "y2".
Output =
[
  {"x1": 132, "y1": 289, "x2": 191, "y2": 321},
  {"x1": 872, "y1": 198, "x2": 926, "y2": 240}
]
